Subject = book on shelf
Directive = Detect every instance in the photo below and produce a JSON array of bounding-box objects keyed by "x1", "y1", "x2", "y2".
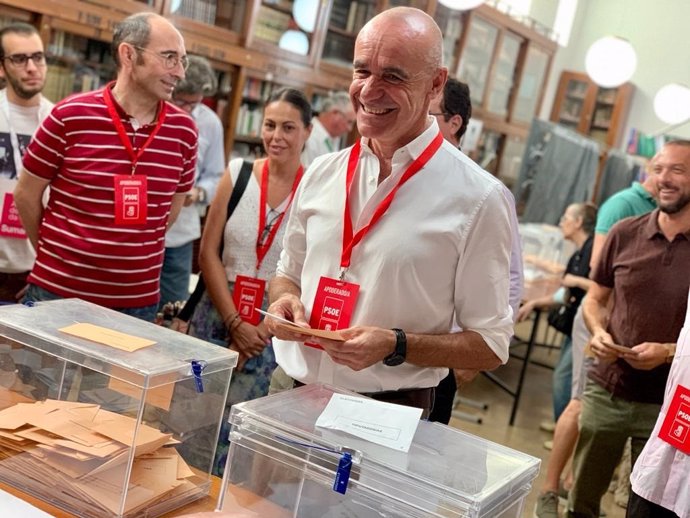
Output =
[
  {"x1": 172, "y1": 0, "x2": 217, "y2": 25},
  {"x1": 255, "y1": 5, "x2": 291, "y2": 45},
  {"x1": 329, "y1": 1, "x2": 350, "y2": 30},
  {"x1": 235, "y1": 104, "x2": 263, "y2": 137},
  {"x1": 43, "y1": 64, "x2": 76, "y2": 103}
]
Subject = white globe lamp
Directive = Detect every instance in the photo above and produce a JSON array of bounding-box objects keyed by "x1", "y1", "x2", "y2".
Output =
[
  {"x1": 279, "y1": 30, "x2": 310, "y2": 56},
  {"x1": 654, "y1": 84, "x2": 690, "y2": 125},
  {"x1": 585, "y1": 36, "x2": 637, "y2": 88},
  {"x1": 438, "y1": 0, "x2": 486, "y2": 10}
]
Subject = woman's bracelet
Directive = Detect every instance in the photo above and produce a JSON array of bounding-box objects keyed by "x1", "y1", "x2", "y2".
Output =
[{"x1": 224, "y1": 312, "x2": 241, "y2": 330}]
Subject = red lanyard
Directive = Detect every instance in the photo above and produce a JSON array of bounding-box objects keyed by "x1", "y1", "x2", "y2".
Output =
[
  {"x1": 256, "y1": 160, "x2": 304, "y2": 270},
  {"x1": 103, "y1": 82, "x2": 167, "y2": 174},
  {"x1": 341, "y1": 131, "x2": 444, "y2": 269}
]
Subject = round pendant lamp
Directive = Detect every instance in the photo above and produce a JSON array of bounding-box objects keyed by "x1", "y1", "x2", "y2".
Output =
[
  {"x1": 654, "y1": 84, "x2": 690, "y2": 125},
  {"x1": 438, "y1": 0, "x2": 486, "y2": 10},
  {"x1": 293, "y1": 0, "x2": 318, "y2": 33},
  {"x1": 585, "y1": 36, "x2": 637, "y2": 88},
  {"x1": 279, "y1": 30, "x2": 310, "y2": 56}
]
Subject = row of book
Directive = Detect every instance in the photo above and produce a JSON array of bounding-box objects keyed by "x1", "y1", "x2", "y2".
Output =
[
  {"x1": 330, "y1": 1, "x2": 377, "y2": 33},
  {"x1": 43, "y1": 64, "x2": 108, "y2": 104},
  {"x1": 255, "y1": 5, "x2": 292, "y2": 45},
  {"x1": 171, "y1": 0, "x2": 217, "y2": 25},
  {"x1": 235, "y1": 104, "x2": 265, "y2": 137},
  {"x1": 242, "y1": 77, "x2": 277, "y2": 103}
]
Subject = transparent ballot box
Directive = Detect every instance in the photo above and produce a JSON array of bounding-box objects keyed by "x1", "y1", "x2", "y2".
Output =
[
  {"x1": 0, "y1": 299, "x2": 237, "y2": 517},
  {"x1": 218, "y1": 383, "x2": 540, "y2": 518}
]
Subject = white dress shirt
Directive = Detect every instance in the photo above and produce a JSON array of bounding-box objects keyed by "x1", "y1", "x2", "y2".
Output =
[
  {"x1": 165, "y1": 103, "x2": 224, "y2": 248},
  {"x1": 630, "y1": 287, "x2": 690, "y2": 518},
  {"x1": 301, "y1": 117, "x2": 337, "y2": 169},
  {"x1": 274, "y1": 119, "x2": 514, "y2": 392}
]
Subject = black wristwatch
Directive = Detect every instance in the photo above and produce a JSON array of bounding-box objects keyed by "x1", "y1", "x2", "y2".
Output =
[{"x1": 383, "y1": 328, "x2": 407, "y2": 366}]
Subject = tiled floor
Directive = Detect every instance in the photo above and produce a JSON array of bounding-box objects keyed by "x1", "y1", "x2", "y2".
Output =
[{"x1": 447, "y1": 336, "x2": 627, "y2": 518}]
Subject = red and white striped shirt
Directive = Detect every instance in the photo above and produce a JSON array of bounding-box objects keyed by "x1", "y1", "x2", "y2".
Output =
[{"x1": 22, "y1": 86, "x2": 197, "y2": 308}]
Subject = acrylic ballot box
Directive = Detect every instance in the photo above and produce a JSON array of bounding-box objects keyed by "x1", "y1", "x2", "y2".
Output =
[
  {"x1": 218, "y1": 383, "x2": 540, "y2": 518},
  {"x1": 0, "y1": 299, "x2": 237, "y2": 518}
]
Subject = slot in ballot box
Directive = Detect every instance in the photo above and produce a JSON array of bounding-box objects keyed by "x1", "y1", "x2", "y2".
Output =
[
  {"x1": 0, "y1": 299, "x2": 237, "y2": 518},
  {"x1": 218, "y1": 383, "x2": 540, "y2": 518}
]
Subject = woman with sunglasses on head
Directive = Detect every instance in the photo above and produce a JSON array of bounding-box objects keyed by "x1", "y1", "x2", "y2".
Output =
[{"x1": 187, "y1": 88, "x2": 312, "y2": 474}]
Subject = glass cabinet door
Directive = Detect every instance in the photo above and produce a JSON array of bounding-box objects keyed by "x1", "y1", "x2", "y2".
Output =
[
  {"x1": 555, "y1": 77, "x2": 589, "y2": 129},
  {"x1": 322, "y1": 0, "x2": 377, "y2": 68},
  {"x1": 252, "y1": 0, "x2": 322, "y2": 58},
  {"x1": 434, "y1": 4, "x2": 465, "y2": 72},
  {"x1": 456, "y1": 16, "x2": 499, "y2": 107},
  {"x1": 512, "y1": 45, "x2": 549, "y2": 124},
  {"x1": 588, "y1": 87, "x2": 617, "y2": 144},
  {"x1": 169, "y1": 0, "x2": 247, "y2": 33},
  {"x1": 486, "y1": 32, "x2": 522, "y2": 117}
]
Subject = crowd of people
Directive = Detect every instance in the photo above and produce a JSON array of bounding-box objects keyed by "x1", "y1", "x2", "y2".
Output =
[{"x1": 1, "y1": 7, "x2": 688, "y2": 518}]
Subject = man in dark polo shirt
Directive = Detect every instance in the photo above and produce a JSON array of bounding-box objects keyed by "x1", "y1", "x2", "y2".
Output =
[{"x1": 567, "y1": 140, "x2": 690, "y2": 518}]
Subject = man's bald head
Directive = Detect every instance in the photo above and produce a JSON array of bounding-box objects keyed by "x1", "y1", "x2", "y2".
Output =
[{"x1": 360, "y1": 7, "x2": 444, "y2": 72}]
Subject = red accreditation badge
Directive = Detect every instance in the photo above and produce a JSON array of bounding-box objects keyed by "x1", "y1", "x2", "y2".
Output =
[
  {"x1": 305, "y1": 276, "x2": 360, "y2": 349},
  {"x1": 0, "y1": 192, "x2": 27, "y2": 239},
  {"x1": 658, "y1": 384, "x2": 690, "y2": 454},
  {"x1": 233, "y1": 275, "x2": 266, "y2": 326},
  {"x1": 113, "y1": 175, "x2": 147, "y2": 225}
]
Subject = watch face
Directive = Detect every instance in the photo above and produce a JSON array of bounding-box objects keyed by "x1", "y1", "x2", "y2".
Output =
[{"x1": 384, "y1": 353, "x2": 405, "y2": 367}]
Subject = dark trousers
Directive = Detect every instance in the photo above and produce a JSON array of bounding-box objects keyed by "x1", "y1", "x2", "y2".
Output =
[
  {"x1": 428, "y1": 370, "x2": 456, "y2": 424},
  {"x1": 626, "y1": 491, "x2": 679, "y2": 518}
]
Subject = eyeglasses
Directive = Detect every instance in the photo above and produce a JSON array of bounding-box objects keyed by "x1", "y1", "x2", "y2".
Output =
[
  {"x1": 429, "y1": 111, "x2": 448, "y2": 118},
  {"x1": 258, "y1": 209, "x2": 284, "y2": 247},
  {"x1": 2, "y1": 52, "x2": 46, "y2": 67},
  {"x1": 133, "y1": 46, "x2": 189, "y2": 71},
  {"x1": 172, "y1": 98, "x2": 201, "y2": 111}
]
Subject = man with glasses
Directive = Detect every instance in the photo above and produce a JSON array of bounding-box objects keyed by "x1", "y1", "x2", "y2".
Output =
[
  {"x1": 301, "y1": 91, "x2": 355, "y2": 168},
  {"x1": 161, "y1": 55, "x2": 224, "y2": 309},
  {"x1": 0, "y1": 22, "x2": 53, "y2": 303},
  {"x1": 13, "y1": 13, "x2": 198, "y2": 322}
]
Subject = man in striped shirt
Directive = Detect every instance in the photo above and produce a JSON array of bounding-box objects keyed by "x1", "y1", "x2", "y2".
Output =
[{"x1": 13, "y1": 13, "x2": 198, "y2": 322}]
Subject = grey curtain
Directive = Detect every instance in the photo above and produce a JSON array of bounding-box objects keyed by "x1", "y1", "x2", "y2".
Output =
[
  {"x1": 514, "y1": 120, "x2": 600, "y2": 225},
  {"x1": 595, "y1": 149, "x2": 642, "y2": 205}
]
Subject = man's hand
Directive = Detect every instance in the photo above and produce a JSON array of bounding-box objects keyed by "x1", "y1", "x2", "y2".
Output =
[
  {"x1": 589, "y1": 328, "x2": 619, "y2": 363},
  {"x1": 265, "y1": 294, "x2": 310, "y2": 341},
  {"x1": 310, "y1": 326, "x2": 395, "y2": 371},
  {"x1": 184, "y1": 187, "x2": 202, "y2": 207},
  {"x1": 231, "y1": 321, "x2": 271, "y2": 358},
  {"x1": 169, "y1": 317, "x2": 189, "y2": 334},
  {"x1": 516, "y1": 301, "x2": 536, "y2": 322},
  {"x1": 623, "y1": 342, "x2": 670, "y2": 370}
]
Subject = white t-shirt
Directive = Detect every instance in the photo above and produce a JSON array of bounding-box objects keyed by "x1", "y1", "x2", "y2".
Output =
[
  {"x1": 221, "y1": 158, "x2": 292, "y2": 283},
  {"x1": 301, "y1": 117, "x2": 338, "y2": 169},
  {"x1": 0, "y1": 89, "x2": 53, "y2": 273},
  {"x1": 275, "y1": 118, "x2": 514, "y2": 392}
]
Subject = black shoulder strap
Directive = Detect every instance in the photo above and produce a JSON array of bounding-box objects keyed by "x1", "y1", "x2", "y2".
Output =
[
  {"x1": 226, "y1": 159, "x2": 253, "y2": 224},
  {"x1": 177, "y1": 160, "x2": 253, "y2": 324}
]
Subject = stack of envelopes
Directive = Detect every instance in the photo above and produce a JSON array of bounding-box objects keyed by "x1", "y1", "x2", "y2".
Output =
[{"x1": 0, "y1": 399, "x2": 203, "y2": 517}]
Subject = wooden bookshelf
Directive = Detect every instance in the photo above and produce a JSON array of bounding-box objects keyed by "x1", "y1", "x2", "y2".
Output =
[{"x1": 550, "y1": 70, "x2": 633, "y2": 148}]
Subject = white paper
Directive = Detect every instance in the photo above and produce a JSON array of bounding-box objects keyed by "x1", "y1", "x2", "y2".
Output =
[
  {"x1": 0, "y1": 488, "x2": 55, "y2": 517},
  {"x1": 315, "y1": 394, "x2": 422, "y2": 453}
]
